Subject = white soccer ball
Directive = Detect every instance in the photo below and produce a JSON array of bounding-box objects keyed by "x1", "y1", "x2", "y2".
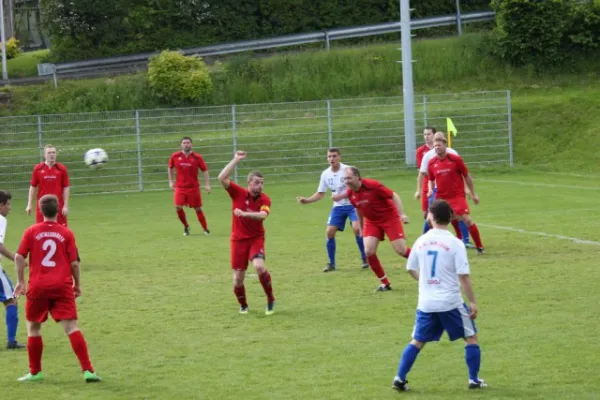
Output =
[{"x1": 84, "y1": 148, "x2": 108, "y2": 169}]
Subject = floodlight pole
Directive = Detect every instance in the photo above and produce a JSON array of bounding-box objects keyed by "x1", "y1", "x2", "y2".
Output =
[
  {"x1": 400, "y1": 0, "x2": 416, "y2": 167},
  {"x1": 0, "y1": 0, "x2": 7, "y2": 80}
]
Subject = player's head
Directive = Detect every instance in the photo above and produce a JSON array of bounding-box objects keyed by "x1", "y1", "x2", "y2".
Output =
[
  {"x1": 39, "y1": 194, "x2": 59, "y2": 220},
  {"x1": 423, "y1": 126, "x2": 436, "y2": 146},
  {"x1": 44, "y1": 145, "x2": 57, "y2": 163},
  {"x1": 427, "y1": 199, "x2": 453, "y2": 228},
  {"x1": 0, "y1": 190, "x2": 12, "y2": 217},
  {"x1": 327, "y1": 148, "x2": 341, "y2": 167},
  {"x1": 181, "y1": 137, "x2": 193, "y2": 153},
  {"x1": 343, "y1": 166, "x2": 362, "y2": 191},
  {"x1": 247, "y1": 170, "x2": 264, "y2": 196},
  {"x1": 433, "y1": 132, "x2": 448, "y2": 156}
]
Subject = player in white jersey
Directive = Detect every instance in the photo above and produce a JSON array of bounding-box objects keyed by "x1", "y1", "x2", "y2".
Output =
[
  {"x1": 297, "y1": 148, "x2": 367, "y2": 272},
  {"x1": 391, "y1": 199, "x2": 486, "y2": 392},
  {"x1": 0, "y1": 190, "x2": 25, "y2": 349}
]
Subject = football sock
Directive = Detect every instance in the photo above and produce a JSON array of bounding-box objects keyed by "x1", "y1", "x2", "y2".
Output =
[
  {"x1": 6, "y1": 304, "x2": 18, "y2": 343},
  {"x1": 326, "y1": 237, "x2": 336, "y2": 266},
  {"x1": 234, "y1": 285, "x2": 247, "y2": 307},
  {"x1": 176, "y1": 209, "x2": 189, "y2": 227},
  {"x1": 258, "y1": 271, "x2": 275, "y2": 303},
  {"x1": 397, "y1": 343, "x2": 420, "y2": 381},
  {"x1": 459, "y1": 221, "x2": 471, "y2": 243},
  {"x1": 451, "y1": 220, "x2": 463, "y2": 240},
  {"x1": 469, "y1": 224, "x2": 484, "y2": 248},
  {"x1": 68, "y1": 330, "x2": 94, "y2": 372},
  {"x1": 465, "y1": 344, "x2": 481, "y2": 382},
  {"x1": 28, "y1": 336, "x2": 43, "y2": 375},
  {"x1": 195, "y1": 209, "x2": 208, "y2": 231},
  {"x1": 367, "y1": 254, "x2": 390, "y2": 286},
  {"x1": 422, "y1": 219, "x2": 431, "y2": 234},
  {"x1": 355, "y1": 235, "x2": 366, "y2": 260}
]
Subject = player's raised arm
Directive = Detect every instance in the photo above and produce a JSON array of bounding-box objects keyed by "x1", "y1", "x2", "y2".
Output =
[
  {"x1": 218, "y1": 151, "x2": 246, "y2": 189},
  {"x1": 297, "y1": 192, "x2": 325, "y2": 204}
]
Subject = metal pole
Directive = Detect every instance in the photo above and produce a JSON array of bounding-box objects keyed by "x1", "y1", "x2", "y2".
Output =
[
  {"x1": 325, "y1": 30, "x2": 330, "y2": 51},
  {"x1": 326, "y1": 100, "x2": 333, "y2": 148},
  {"x1": 37, "y1": 115, "x2": 43, "y2": 160},
  {"x1": 135, "y1": 110, "x2": 143, "y2": 191},
  {"x1": 507, "y1": 90, "x2": 513, "y2": 167},
  {"x1": 422, "y1": 94, "x2": 428, "y2": 127},
  {"x1": 9, "y1": 0, "x2": 13, "y2": 38},
  {"x1": 0, "y1": 0, "x2": 8, "y2": 80},
  {"x1": 400, "y1": 0, "x2": 416, "y2": 167},
  {"x1": 232, "y1": 104, "x2": 238, "y2": 183},
  {"x1": 456, "y1": 0, "x2": 462, "y2": 36}
]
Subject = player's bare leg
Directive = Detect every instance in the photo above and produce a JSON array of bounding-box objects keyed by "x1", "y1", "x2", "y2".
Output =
[
  {"x1": 390, "y1": 238, "x2": 411, "y2": 259},
  {"x1": 194, "y1": 206, "x2": 210, "y2": 235},
  {"x1": 61, "y1": 319, "x2": 101, "y2": 382},
  {"x1": 233, "y1": 269, "x2": 248, "y2": 314},
  {"x1": 351, "y1": 221, "x2": 368, "y2": 269},
  {"x1": 175, "y1": 205, "x2": 190, "y2": 236},
  {"x1": 323, "y1": 225, "x2": 338, "y2": 272},
  {"x1": 364, "y1": 236, "x2": 392, "y2": 291},
  {"x1": 18, "y1": 321, "x2": 44, "y2": 382},
  {"x1": 253, "y1": 257, "x2": 275, "y2": 315},
  {"x1": 464, "y1": 334, "x2": 486, "y2": 389},
  {"x1": 458, "y1": 215, "x2": 484, "y2": 254}
]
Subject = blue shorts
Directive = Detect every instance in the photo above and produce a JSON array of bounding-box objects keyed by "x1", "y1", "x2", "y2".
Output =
[
  {"x1": 327, "y1": 205, "x2": 358, "y2": 231},
  {"x1": 0, "y1": 270, "x2": 15, "y2": 302},
  {"x1": 428, "y1": 187, "x2": 438, "y2": 207},
  {"x1": 412, "y1": 304, "x2": 477, "y2": 342}
]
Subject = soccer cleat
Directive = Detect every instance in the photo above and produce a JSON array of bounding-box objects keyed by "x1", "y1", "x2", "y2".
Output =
[
  {"x1": 375, "y1": 284, "x2": 392, "y2": 292},
  {"x1": 322, "y1": 263, "x2": 336, "y2": 272},
  {"x1": 468, "y1": 379, "x2": 488, "y2": 389},
  {"x1": 265, "y1": 302, "x2": 275, "y2": 316},
  {"x1": 476, "y1": 247, "x2": 485, "y2": 255},
  {"x1": 392, "y1": 378, "x2": 410, "y2": 391},
  {"x1": 239, "y1": 305, "x2": 249, "y2": 314},
  {"x1": 204, "y1": 229, "x2": 211, "y2": 236},
  {"x1": 84, "y1": 370, "x2": 102, "y2": 383},
  {"x1": 7, "y1": 340, "x2": 26, "y2": 349},
  {"x1": 17, "y1": 372, "x2": 44, "y2": 382},
  {"x1": 183, "y1": 226, "x2": 190, "y2": 236},
  {"x1": 361, "y1": 259, "x2": 369, "y2": 269},
  {"x1": 464, "y1": 242, "x2": 476, "y2": 249}
]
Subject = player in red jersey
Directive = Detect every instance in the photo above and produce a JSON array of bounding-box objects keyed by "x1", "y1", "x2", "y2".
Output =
[
  {"x1": 344, "y1": 167, "x2": 411, "y2": 292},
  {"x1": 415, "y1": 127, "x2": 435, "y2": 220},
  {"x1": 427, "y1": 132, "x2": 484, "y2": 254},
  {"x1": 26, "y1": 145, "x2": 70, "y2": 227},
  {"x1": 13, "y1": 195, "x2": 101, "y2": 383},
  {"x1": 217, "y1": 151, "x2": 275, "y2": 315},
  {"x1": 168, "y1": 137, "x2": 211, "y2": 236}
]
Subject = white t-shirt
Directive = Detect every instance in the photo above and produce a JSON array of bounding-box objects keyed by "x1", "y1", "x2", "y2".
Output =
[
  {"x1": 0, "y1": 215, "x2": 6, "y2": 272},
  {"x1": 406, "y1": 228, "x2": 470, "y2": 312},
  {"x1": 318, "y1": 163, "x2": 351, "y2": 207},
  {"x1": 419, "y1": 147, "x2": 459, "y2": 173}
]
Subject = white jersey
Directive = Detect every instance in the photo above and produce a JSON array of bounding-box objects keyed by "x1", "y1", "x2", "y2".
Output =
[
  {"x1": 0, "y1": 215, "x2": 6, "y2": 272},
  {"x1": 419, "y1": 147, "x2": 459, "y2": 173},
  {"x1": 318, "y1": 163, "x2": 352, "y2": 207},
  {"x1": 406, "y1": 228, "x2": 470, "y2": 312}
]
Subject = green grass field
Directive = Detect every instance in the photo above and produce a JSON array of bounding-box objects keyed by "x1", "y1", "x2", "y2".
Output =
[{"x1": 0, "y1": 168, "x2": 599, "y2": 399}]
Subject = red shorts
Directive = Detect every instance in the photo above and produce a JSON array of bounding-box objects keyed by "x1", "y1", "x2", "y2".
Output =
[
  {"x1": 443, "y1": 196, "x2": 470, "y2": 217},
  {"x1": 230, "y1": 237, "x2": 265, "y2": 270},
  {"x1": 36, "y1": 208, "x2": 67, "y2": 226},
  {"x1": 26, "y1": 294, "x2": 77, "y2": 323},
  {"x1": 174, "y1": 187, "x2": 202, "y2": 208},
  {"x1": 363, "y1": 219, "x2": 405, "y2": 242}
]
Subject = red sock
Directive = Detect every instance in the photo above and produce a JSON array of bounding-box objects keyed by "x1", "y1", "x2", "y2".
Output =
[
  {"x1": 403, "y1": 247, "x2": 411, "y2": 258},
  {"x1": 234, "y1": 285, "x2": 247, "y2": 307},
  {"x1": 196, "y1": 209, "x2": 208, "y2": 231},
  {"x1": 451, "y1": 220, "x2": 462, "y2": 240},
  {"x1": 27, "y1": 336, "x2": 43, "y2": 375},
  {"x1": 68, "y1": 330, "x2": 94, "y2": 372},
  {"x1": 469, "y1": 223, "x2": 484, "y2": 248},
  {"x1": 258, "y1": 271, "x2": 275, "y2": 303},
  {"x1": 367, "y1": 254, "x2": 390, "y2": 286},
  {"x1": 177, "y1": 209, "x2": 189, "y2": 227}
]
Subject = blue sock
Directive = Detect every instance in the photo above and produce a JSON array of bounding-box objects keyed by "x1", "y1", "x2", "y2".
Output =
[
  {"x1": 326, "y1": 237, "x2": 336, "y2": 266},
  {"x1": 465, "y1": 344, "x2": 481, "y2": 382},
  {"x1": 6, "y1": 304, "x2": 18, "y2": 343},
  {"x1": 459, "y1": 221, "x2": 470, "y2": 244},
  {"x1": 423, "y1": 219, "x2": 431, "y2": 234},
  {"x1": 397, "y1": 343, "x2": 420, "y2": 381},
  {"x1": 355, "y1": 235, "x2": 366, "y2": 260}
]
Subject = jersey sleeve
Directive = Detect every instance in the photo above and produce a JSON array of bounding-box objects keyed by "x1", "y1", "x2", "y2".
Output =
[
  {"x1": 376, "y1": 183, "x2": 394, "y2": 199},
  {"x1": 454, "y1": 242, "x2": 470, "y2": 275},
  {"x1": 65, "y1": 230, "x2": 79, "y2": 263},
  {"x1": 196, "y1": 154, "x2": 208, "y2": 172},
  {"x1": 406, "y1": 242, "x2": 420, "y2": 271},
  {"x1": 168, "y1": 154, "x2": 175, "y2": 168},
  {"x1": 0, "y1": 218, "x2": 6, "y2": 244},
  {"x1": 16, "y1": 228, "x2": 31, "y2": 258},
  {"x1": 61, "y1": 165, "x2": 70, "y2": 188},
  {"x1": 226, "y1": 182, "x2": 244, "y2": 199},
  {"x1": 419, "y1": 153, "x2": 430, "y2": 173},
  {"x1": 416, "y1": 148, "x2": 424, "y2": 170},
  {"x1": 456, "y1": 156, "x2": 469, "y2": 177},
  {"x1": 317, "y1": 172, "x2": 328, "y2": 193}
]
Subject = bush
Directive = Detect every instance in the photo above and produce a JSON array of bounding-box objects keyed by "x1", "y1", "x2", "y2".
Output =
[
  {"x1": 147, "y1": 51, "x2": 213, "y2": 105},
  {"x1": 1, "y1": 37, "x2": 23, "y2": 59}
]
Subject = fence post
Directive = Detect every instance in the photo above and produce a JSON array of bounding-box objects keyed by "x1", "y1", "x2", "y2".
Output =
[
  {"x1": 326, "y1": 100, "x2": 333, "y2": 148},
  {"x1": 325, "y1": 30, "x2": 330, "y2": 51},
  {"x1": 37, "y1": 115, "x2": 43, "y2": 160},
  {"x1": 455, "y1": 0, "x2": 462, "y2": 36},
  {"x1": 232, "y1": 104, "x2": 238, "y2": 184},
  {"x1": 507, "y1": 91, "x2": 513, "y2": 167},
  {"x1": 135, "y1": 110, "x2": 144, "y2": 191},
  {"x1": 422, "y1": 95, "x2": 428, "y2": 127}
]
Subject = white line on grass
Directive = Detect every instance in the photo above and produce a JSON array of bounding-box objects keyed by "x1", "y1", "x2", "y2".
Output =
[
  {"x1": 478, "y1": 223, "x2": 600, "y2": 246},
  {"x1": 478, "y1": 179, "x2": 600, "y2": 191}
]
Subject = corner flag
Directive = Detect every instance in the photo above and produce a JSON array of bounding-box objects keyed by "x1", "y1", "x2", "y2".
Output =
[{"x1": 446, "y1": 117, "x2": 458, "y2": 147}]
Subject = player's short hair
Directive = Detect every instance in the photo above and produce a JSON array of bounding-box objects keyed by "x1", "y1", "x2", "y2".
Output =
[
  {"x1": 0, "y1": 190, "x2": 11, "y2": 205},
  {"x1": 181, "y1": 136, "x2": 192, "y2": 143},
  {"x1": 424, "y1": 126, "x2": 437, "y2": 133},
  {"x1": 247, "y1": 170, "x2": 263, "y2": 182},
  {"x1": 39, "y1": 194, "x2": 59, "y2": 219},
  {"x1": 433, "y1": 132, "x2": 447, "y2": 143},
  {"x1": 429, "y1": 199, "x2": 453, "y2": 225},
  {"x1": 44, "y1": 144, "x2": 56, "y2": 153},
  {"x1": 347, "y1": 166, "x2": 361, "y2": 179},
  {"x1": 327, "y1": 148, "x2": 341, "y2": 155}
]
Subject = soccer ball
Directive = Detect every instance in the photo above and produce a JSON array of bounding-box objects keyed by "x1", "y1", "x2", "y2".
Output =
[{"x1": 84, "y1": 148, "x2": 108, "y2": 169}]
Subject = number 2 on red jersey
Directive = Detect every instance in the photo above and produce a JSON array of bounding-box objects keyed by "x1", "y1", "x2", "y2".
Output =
[{"x1": 41, "y1": 239, "x2": 57, "y2": 267}]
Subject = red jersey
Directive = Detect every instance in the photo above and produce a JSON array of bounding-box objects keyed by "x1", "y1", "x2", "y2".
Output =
[
  {"x1": 30, "y1": 162, "x2": 70, "y2": 205},
  {"x1": 226, "y1": 182, "x2": 271, "y2": 240},
  {"x1": 16, "y1": 221, "x2": 78, "y2": 297},
  {"x1": 168, "y1": 151, "x2": 208, "y2": 189},
  {"x1": 416, "y1": 144, "x2": 431, "y2": 171},
  {"x1": 427, "y1": 153, "x2": 469, "y2": 199},
  {"x1": 346, "y1": 178, "x2": 399, "y2": 223}
]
